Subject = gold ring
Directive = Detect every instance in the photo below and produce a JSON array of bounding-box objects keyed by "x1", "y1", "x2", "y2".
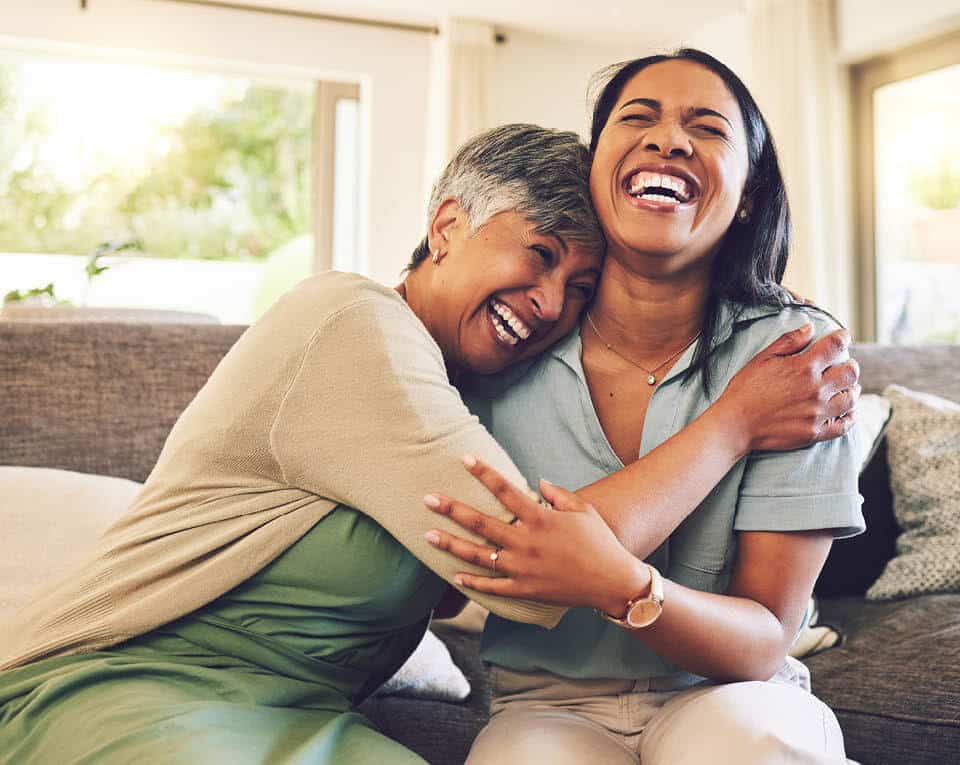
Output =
[{"x1": 490, "y1": 549, "x2": 500, "y2": 574}]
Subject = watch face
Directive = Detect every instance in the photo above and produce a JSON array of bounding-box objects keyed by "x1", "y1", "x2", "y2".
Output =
[{"x1": 626, "y1": 599, "x2": 662, "y2": 628}]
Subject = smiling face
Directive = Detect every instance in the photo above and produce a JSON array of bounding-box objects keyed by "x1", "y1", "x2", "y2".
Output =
[
  {"x1": 423, "y1": 205, "x2": 601, "y2": 375},
  {"x1": 590, "y1": 59, "x2": 750, "y2": 274}
]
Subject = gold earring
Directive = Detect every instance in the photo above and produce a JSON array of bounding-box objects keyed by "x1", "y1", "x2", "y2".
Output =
[
  {"x1": 737, "y1": 208, "x2": 749, "y2": 223},
  {"x1": 431, "y1": 250, "x2": 440, "y2": 264}
]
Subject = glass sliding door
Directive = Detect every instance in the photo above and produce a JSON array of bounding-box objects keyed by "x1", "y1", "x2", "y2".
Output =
[{"x1": 854, "y1": 31, "x2": 960, "y2": 343}]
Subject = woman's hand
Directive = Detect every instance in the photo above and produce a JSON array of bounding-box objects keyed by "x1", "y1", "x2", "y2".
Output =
[
  {"x1": 718, "y1": 324, "x2": 861, "y2": 453},
  {"x1": 423, "y1": 456, "x2": 650, "y2": 617}
]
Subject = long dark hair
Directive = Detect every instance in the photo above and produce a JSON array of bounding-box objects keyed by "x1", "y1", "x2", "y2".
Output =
[{"x1": 589, "y1": 48, "x2": 793, "y2": 392}]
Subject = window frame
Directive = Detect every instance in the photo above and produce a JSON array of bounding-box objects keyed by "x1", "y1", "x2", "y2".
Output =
[
  {"x1": 313, "y1": 81, "x2": 361, "y2": 273},
  {"x1": 852, "y1": 29, "x2": 960, "y2": 341}
]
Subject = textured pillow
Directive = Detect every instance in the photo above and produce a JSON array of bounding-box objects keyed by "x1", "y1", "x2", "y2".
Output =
[
  {"x1": 867, "y1": 385, "x2": 960, "y2": 601},
  {"x1": 0, "y1": 466, "x2": 140, "y2": 624}
]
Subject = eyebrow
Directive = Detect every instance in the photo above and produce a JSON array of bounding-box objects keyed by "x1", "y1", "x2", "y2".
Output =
[{"x1": 618, "y1": 98, "x2": 733, "y2": 128}]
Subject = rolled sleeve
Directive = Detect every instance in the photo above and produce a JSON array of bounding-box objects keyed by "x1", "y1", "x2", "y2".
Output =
[{"x1": 734, "y1": 434, "x2": 865, "y2": 539}]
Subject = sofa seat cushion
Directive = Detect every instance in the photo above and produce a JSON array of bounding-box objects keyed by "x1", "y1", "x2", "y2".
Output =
[
  {"x1": 808, "y1": 595, "x2": 960, "y2": 764},
  {"x1": 0, "y1": 466, "x2": 141, "y2": 624}
]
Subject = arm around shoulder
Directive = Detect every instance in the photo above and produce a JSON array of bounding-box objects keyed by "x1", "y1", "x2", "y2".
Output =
[{"x1": 270, "y1": 297, "x2": 566, "y2": 628}]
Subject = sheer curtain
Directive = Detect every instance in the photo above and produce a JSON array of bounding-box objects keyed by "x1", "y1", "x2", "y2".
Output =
[
  {"x1": 747, "y1": 0, "x2": 857, "y2": 330},
  {"x1": 424, "y1": 18, "x2": 496, "y2": 198}
]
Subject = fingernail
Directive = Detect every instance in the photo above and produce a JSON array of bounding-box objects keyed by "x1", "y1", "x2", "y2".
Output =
[
  {"x1": 425, "y1": 530, "x2": 440, "y2": 544},
  {"x1": 454, "y1": 575, "x2": 464, "y2": 586},
  {"x1": 462, "y1": 454, "x2": 477, "y2": 468},
  {"x1": 540, "y1": 478, "x2": 555, "y2": 486},
  {"x1": 423, "y1": 494, "x2": 441, "y2": 508}
]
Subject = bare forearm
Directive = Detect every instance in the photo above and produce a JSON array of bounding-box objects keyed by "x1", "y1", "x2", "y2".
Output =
[
  {"x1": 614, "y1": 564, "x2": 790, "y2": 681},
  {"x1": 577, "y1": 401, "x2": 750, "y2": 558}
]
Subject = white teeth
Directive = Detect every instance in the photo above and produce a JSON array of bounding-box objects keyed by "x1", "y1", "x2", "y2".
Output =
[
  {"x1": 490, "y1": 310, "x2": 519, "y2": 345},
  {"x1": 627, "y1": 171, "x2": 692, "y2": 202},
  {"x1": 491, "y1": 299, "x2": 531, "y2": 340},
  {"x1": 640, "y1": 192, "x2": 679, "y2": 204}
]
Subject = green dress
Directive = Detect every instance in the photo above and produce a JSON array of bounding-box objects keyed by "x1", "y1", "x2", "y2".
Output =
[{"x1": 0, "y1": 506, "x2": 449, "y2": 764}]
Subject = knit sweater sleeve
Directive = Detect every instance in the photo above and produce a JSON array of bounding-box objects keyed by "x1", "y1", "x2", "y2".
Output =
[{"x1": 270, "y1": 296, "x2": 566, "y2": 628}]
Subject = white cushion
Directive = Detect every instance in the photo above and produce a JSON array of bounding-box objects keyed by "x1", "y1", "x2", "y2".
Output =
[
  {"x1": 377, "y1": 628, "x2": 471, "y2": 701},
  {"x1": 0, "y1": 466, "x2": 471, "y2": 700},
  {"x1": 0, "y1": 466, "x2": 141, "y2": 625}
]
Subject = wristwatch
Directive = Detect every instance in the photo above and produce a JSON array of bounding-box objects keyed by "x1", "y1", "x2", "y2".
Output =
[{"x1": 598, "y1": 563, "x2": 665, "y2": 629}]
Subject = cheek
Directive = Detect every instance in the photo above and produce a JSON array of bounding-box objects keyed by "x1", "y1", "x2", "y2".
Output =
[{"x1": 709, "y1": 156, "x2": 749, "y2": 213}]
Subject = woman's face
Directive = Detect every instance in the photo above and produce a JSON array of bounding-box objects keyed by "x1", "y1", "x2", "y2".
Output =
[
  {"x1": 589, "y1": 59, "x2": 750, "y2": 273},
  {"x1": 428, "y1": 208, "x2": 601, "y2": 375}
]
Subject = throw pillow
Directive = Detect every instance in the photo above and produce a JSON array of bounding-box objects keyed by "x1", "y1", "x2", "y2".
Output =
[
  {"x1": 854, "y1": 393, "x2": 893, "y2": 472},
  {"x1": 867, "y1": 385, "x2": 960, "y2": 600},
  {"x1": 0, "y1": 467, "x2": 473, "y2": 701},
  {"x1": 0, "y1": 466, "x2": 140, "y2": 624},
  {"x1": 376, "y1": 628, "x2": 471, "y2": 701}
]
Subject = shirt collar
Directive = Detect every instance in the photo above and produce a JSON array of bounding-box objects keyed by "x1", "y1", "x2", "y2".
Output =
[{"x1": 549, "y1": 301, "x2": 785, "y2": 387}]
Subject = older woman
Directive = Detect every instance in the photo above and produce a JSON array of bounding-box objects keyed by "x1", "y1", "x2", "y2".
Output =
[
  {"x1": 0, "y1": 123, "x2": 853, "y2": 764},
  {"x1": 427, "y1": 51, "x2": 863, "y2": 764}
]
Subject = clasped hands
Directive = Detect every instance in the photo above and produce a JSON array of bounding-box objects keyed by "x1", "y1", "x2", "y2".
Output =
[{"x1": 425, "y1": 455, "x2": 650, "y2": 619}]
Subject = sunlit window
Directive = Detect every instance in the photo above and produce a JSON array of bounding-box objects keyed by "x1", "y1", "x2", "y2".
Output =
[
  {"x1": 0, "y1": 52, "x2": 360, "y2": 324},
  {"x1": 873, "y1": 63, "x2": 960, "y2": 344}
]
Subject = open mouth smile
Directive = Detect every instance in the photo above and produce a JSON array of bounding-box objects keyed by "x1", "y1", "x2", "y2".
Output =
[
  {"x1": 487, "y1": 297, "x2": 532, "y2": 348},
  {"x1": 623, "y1": 167, "x2": 700, "y2": 210}
]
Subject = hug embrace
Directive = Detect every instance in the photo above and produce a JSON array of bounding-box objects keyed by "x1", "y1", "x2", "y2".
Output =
[{"x1": 0, "y1": 49, "x2": 863, "y2": 764}]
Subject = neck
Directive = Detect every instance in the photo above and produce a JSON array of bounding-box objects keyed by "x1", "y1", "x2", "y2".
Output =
[
  {"x1": 397, "y1": 270, "x2": 462, "y2": 381},
  {"x1": 588, "y1": 253, "x2": 710, "y2": 361}
]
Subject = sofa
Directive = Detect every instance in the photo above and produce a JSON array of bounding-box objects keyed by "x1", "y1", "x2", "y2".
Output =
[{"x1": 1, "y1": 320, "x2": 958, "y2": 765}]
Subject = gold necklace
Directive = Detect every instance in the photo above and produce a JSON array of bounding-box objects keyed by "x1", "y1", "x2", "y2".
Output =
[{"x1": 585, "y1": 312, "x2": 701, "y2": 386}]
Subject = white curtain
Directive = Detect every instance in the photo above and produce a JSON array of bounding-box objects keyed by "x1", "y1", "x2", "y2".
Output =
[
  {"x1": 423, "y1": 18, "x2": 496, "y2": 200},
  {"x1": 746, "y1": 0, "x2": 857, "y2": 331}
]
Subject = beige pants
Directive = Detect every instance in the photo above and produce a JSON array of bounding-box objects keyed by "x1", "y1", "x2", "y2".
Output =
[{"x1": 466, "y1": 662, "x2": 849, "y2": 765}]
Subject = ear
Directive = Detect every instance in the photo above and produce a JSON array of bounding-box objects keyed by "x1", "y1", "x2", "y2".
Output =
[{"x1": 428, "y1": 198, "x2": 465, "y2": 260}]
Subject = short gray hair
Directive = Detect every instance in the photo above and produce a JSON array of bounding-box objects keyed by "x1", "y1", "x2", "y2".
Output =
[{"x1": 407, "y1": 123, "x2": 604, "y2": 269}]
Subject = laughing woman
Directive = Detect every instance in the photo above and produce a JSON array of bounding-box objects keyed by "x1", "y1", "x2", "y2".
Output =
[
  {"x1": 427, "y1": 51, "x2": 865, "y2": 764},
  {"x1": 0, "y1": 124, "x2": 854, "y2": 765}
]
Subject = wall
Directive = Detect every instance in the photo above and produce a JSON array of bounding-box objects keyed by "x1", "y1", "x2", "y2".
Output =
[
  {"x1": 837, "y1": 0, "x2": 960, "y2": 61},
  {"x1": 486, "y1": 30, "x2": 638, "y2": 139},
  {"x1": 485, "y1": 21, "x2": 752, "y2": 140},
  {"x1": 1, "y1": 0, "x2": 432, "y2": 286}
]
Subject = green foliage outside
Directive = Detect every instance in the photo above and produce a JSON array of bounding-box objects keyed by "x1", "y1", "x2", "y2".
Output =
[
  {"x1": 910, "y1": 158, "x2": 960, "y2": 211},
  {"x1": 0, "y1": 63, "x2": 313, "y2": 261}
]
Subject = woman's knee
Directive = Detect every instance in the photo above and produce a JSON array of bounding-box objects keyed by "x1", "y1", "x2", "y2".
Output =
[
  {"x1": 467, "y1": 707, "x2": 636, "y2": 765},
  {"x1": 641, "y1": 681, "x2": 846, "y2": 765}
]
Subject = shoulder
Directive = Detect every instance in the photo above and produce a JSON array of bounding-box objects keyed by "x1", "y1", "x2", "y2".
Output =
[
  {"x1": 277, "y1": 271, "x2": 406, "y2": 321},
  {"x1": 262, "y1": 271, "x2": 430, "y2": 345},
  {"x1": 719, "y1": 302, "x2": 844, "y2": 361}
]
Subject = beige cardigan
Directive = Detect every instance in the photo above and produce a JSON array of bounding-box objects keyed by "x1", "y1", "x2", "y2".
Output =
[{"x1": 1, "y1": 273, "x2": 564, "y2": 670}]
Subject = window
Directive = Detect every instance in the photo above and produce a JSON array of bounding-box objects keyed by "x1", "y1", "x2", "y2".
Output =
[
  {"x1": 853, "y1": 31, "x2": 960, "y2": 343},
  {"x1": 0, "y1": 50, "x2": 361, "y2": 324}
]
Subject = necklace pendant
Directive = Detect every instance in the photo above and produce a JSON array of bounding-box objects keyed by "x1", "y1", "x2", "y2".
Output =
[{"x1": 647, "y1": 374, "x2": 656, "y2": 385}]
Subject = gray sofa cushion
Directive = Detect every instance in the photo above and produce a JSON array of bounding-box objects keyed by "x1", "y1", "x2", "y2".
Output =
[
  {"x1": 809, "y1": 595, "x2": 960, "y2": 764},
  {"x1": 0, "y1": 322, "x2": 245, "y2": 482}
]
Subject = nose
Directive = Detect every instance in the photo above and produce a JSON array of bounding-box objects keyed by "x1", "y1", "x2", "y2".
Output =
[
  {"x1": 643, "y1": 122, "x2": 693, "y2": 159},
  {"x1": 529, "y1": 280, "x2": 564, "y2": 323}
]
